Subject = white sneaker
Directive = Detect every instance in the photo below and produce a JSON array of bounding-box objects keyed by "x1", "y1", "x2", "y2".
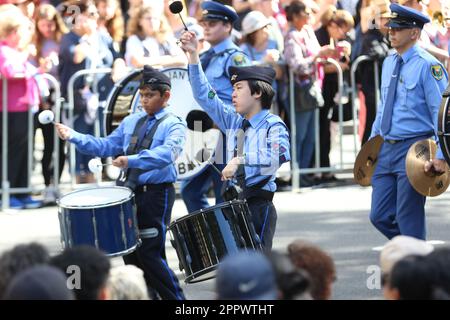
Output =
[{"x1": 43, "y1": 186, "x2": 57, "y2": 204}]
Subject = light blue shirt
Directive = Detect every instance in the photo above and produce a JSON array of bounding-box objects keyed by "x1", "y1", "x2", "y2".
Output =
[
  {"x1": 371, "y1": 44, "x2": 448, "y2": 158},
  {"x1": 203, "y1": 37, "x2": 249, "y2": 104},
  {"x1": 188, "y1": 63, "x2": 290, "y2": 192},
  {"x1": 69, "y1": 108, "x2": 186, "y2": 184}
]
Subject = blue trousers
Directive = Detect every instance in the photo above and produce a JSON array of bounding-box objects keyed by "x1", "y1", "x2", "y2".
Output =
[
  {"x1": 180, "y1": 163, "x2": 225, "y2": 213},
  {"x1": 295, "y1": 110, "x2": 315, "y2": 168},
  {"x1": 370, "y1": 136, "x2": 427, "y2": 240},
  {"x1": 123, "y1": 184, "x2": 185, "y2": 300}
]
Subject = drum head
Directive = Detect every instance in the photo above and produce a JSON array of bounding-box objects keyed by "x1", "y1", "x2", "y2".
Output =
[{"x1": 58, "y1": 186, "x2": 133, "y2": 208}]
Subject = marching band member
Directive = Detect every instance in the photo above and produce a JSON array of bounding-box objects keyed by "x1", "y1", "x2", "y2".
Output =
[
  {"x1": 55, "y1": 66, "x2": 186, "y2": 300},
  {"x1": 369, "y1": 4, "x2": 448, "y2": 240},
  {"x1": 180, "y1": 1, "x2": 250, "y2": 214},
  {"x1": 180, "y1": 30, "x2": 290, "y2": 250}
]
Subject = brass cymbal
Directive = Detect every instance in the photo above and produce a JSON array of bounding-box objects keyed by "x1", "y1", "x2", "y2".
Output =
[
  {"x1": 406, "y1": 139, "x2": 450, "y2": 197},
  {"x1": 353, "y1": 135, "x2": 384, "y2": 186}
]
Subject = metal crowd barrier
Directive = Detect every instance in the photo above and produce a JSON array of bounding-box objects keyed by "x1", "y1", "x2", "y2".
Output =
[
  {"x1": 66, "y1": 68, "x2": 112, "y2": 188},
  {"x1": 288, "y1": 56, "x2": 381, "y2": 190},
  {"x1": 350, "y1": 55, "x2": 380, "y2": 157},
  {"x1": 1, "y1": 73, "x2": 60, "y2": 211}
]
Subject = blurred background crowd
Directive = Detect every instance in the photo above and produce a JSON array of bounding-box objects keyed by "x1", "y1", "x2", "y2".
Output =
[{"x1": 0, "y1": 1, "x2": 449, "y2": 206}]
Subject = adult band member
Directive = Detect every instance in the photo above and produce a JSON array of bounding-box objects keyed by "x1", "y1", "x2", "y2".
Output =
[
  {"x1": 55, "y1": 66, "x2": 186, "y2": 300},
  {"x1": 369, "y1": 4, "x2": 448, "y2": 240},
  {"x1": 180, "y1": 31, "x2": 290, "y2": 250}
]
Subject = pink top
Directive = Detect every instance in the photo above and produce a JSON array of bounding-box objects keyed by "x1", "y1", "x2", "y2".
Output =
[
  {"x1": 284, "y1": 24, "x2": 324, "y2": 87},
  {"x1": 0, "y1": 42, "x2": 41, "y2": 112}
]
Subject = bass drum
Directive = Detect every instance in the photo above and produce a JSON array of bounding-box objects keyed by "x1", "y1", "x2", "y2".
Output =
[
  {"x1": 438, "y1": 86, "x2": 450, "y2": 166},
  {"x1": 104, "y1": 68, "x2": 220, "y2": 180}
]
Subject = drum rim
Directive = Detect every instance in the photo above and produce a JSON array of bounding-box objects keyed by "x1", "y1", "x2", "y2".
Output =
[
  {"x1": 438, "y1": 94, "x2": 450, "y2": 166},
  {"x1": 184, "y1": 265, "x2": 217, "y2": 284},
  {"x1": 57, "y1": 186, "x2": 134, "y2": 209},
  {"x1": 168, "y1": 199, "x2": 247, "y2": 228}
]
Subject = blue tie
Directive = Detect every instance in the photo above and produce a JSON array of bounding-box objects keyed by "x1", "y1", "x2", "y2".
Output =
[
  {"x1": 235, "y1": 119, "x2": 251, "y2": 187},
  {"x1": 137, "y1": 116, "x2": 155, "y2": 147},
  {"x1": 200, "y1": 48, "x2": 215, "y2": 71},
  {"x1": 381, "y1": 56, "x2": 403, "y2": 136}
]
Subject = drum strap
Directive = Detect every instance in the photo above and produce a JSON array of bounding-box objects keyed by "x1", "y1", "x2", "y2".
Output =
[{"x1": 117, "y1": 113, "x2": 171, "y2": 190}]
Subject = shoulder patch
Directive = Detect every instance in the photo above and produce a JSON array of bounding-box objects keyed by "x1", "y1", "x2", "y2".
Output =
[
  {"x1": 208, "y1": 89, "x2": 216, "y2": 99},
  {"x1": 233, "y1": 54, "x2": 247, "y2": 66},
  {"x1": 431, "y1": 64, "x2": 444, "y2": 81}
]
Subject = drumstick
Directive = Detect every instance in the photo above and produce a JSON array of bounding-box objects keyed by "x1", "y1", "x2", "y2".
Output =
[
  {"x1": 195, "y1": 148, "x2": 223, "y2": 176},
  {"x1": 38, "y1": 110, "x2": 56, "y2": 125},
  {"x1": 169, "y1": 1, "x2": 189, "y2": 31}
]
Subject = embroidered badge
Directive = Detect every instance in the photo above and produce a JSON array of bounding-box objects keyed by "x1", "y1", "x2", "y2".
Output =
[
  {"x1": 231, "y1": 74, "x2": 237, "y2": 81},
  {"x1": 208, "y1": 90, "x2": 216, "y2": 99},
  {"x1": 431, "y1": 65, "x2": 444, "y2": 81},
  {"x1": 233, "y1": 54, "x2": 246, "y2": 66}
]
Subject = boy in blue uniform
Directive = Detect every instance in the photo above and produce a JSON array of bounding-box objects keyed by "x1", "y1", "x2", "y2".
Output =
[
  {"x1": 180, "y1": 0, "x2": 249, "y2": 213},
  {"x1": 180, "y1": 31, "x2": 290, "y2": 250},
  {"x1": 55, "y1": 66, "x2": 186, "y2": 300},
  {"x1": 369, "y1": 4, "x2": 448, "y2": 240}
]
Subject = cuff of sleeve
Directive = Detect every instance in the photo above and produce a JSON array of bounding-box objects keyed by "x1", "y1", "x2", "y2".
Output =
[
  {"x1": 127, "y1": 155, "x2": 139, "y2": 168},
  {"x1": 68, "y1": 129, "x2": 80, "y2": 142},
  {"x1": 188, "y1": 63, "x2": 201, "y2": 76}
]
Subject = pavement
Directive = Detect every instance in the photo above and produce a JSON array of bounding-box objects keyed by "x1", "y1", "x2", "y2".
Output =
[{"x1": 2, "y1": 181, "x2": 450, "y2": 300}]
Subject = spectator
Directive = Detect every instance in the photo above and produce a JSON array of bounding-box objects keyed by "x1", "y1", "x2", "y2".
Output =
[
  {"x1": 284, "y1": 0, "x2": 333, "y2": 187},
  {"x1": 107, "y1": 265, "x2": 150, "y2": 300},
  {"x1": 315, "y1": 6, "x2": 354, "y2": 184},
  {"x1": 50, "y1": 245, "x2": 111, "y2": 300},
  {"x1": 125, "y1": 5, "x2": 186, "y2": 68},
  {"x1": 425, "y1": 246, "x2": 450, "y2": 298},
  {"x1": 32, "y1": 3, "x2": 68, "y2": 204},
  {"x1": 95, "y1": 0, "x2": 125, "y2": 54},
  {"x1": 287, "y1": 239, "x2": 336, "y2": 300},
  {"x1": 58, "y1": 0, "x2": 123, "y2": 184},
  {"x1": 0, "y1": 242, "x2": 49, "y2": 298},
  {"x1": 3, "y1": 265, "x2": 75, "y2": 300},
  {"x1": 386, "y1": 255, "x2": 435, "y2": 300},
  {"x1": 379, "y1": 235, "x2": 434, "y2": 300},
  {"x1": 357, "y1": 0, "x2": 391, "y2": 145},
  {"x1": 0, "y1": 5, "x2": 43, "y2": 209},
  {"x1": 216, "y1": 250, "x2": 278, "y2": 300},
  {"x1": 266, "y1": 251, "x2": 312, "y2": 300}
]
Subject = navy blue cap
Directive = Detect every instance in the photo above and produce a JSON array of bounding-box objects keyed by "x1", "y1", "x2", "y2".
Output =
[
  {"x1": 201, "y1": 0, "x2": 238, "y2": 23},
  {"x1": 3, "y1": 265, "x2": 75, "y2": 300},
  {"x1": 141, "y1": 65, "x2": 171, "y2": 88},
  {"x1": 387, "y1": 3, "x2": 430, "y2": 29},
  {"x1": 216, "y1": 251, "x2": 277, "y2": 300},
  {"x1": 228, "y1": 65, "x2": 276, "y2": 85}
]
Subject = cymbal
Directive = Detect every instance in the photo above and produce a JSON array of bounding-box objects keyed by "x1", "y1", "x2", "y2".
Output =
[
  {"x1": 354, "y1": 135, "x2": 384, "y2": 186},
  {"x1": 406, "y1": 139, "x2": 450, "y2": 197}
]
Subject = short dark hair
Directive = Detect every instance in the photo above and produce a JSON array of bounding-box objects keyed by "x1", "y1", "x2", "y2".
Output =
[
  {"x1": 139, "y1": 83, "x2": 171, "y2": 97},
  {"x1": 247, "y1": 80, "x2": 275, "y2": 109},
  {"x1": 285, "y1": 0, "x2": 307, "y2": 22},
  {"x1": 390, "y1": 255, "x2": 434, "y2": 300},
  {"x1": 0, "y1": 243, "x2": 50, "y2": 298},
  {"x1": 50, "y1": 245, "x2": 110, "y2": 300}
]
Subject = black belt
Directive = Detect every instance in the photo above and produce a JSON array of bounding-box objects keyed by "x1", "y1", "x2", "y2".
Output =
[
  {"x1": 385, "y1": 132, "x2": 434, "y2": 145},
  {"x1": 134, "y1": 183, "x2": 173, "y2": 193},
  {"x1": 241, "y1": 188, "x2": 274, "y2": 201}
]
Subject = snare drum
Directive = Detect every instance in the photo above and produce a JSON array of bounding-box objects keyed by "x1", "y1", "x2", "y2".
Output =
[
  {"x1": 57, "y1": 186, "x2": 140, "y2": 257},
  {"x1": 168, "y1": 200, "x2": 261, "y2": 283}
]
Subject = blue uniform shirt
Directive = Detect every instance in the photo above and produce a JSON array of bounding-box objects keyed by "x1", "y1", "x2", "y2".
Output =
[
  {"x1": 203, "y1": 37, "x2": 249, "y2": 104},
  {"x1": 188, "y1": 63, "x2": 290, "y2": 192},
  {"x1": 69, "y1": 108, "x2": 186, "y2": 184},
  {"x1": 371, "y1": 44, "x2": 448, "y2": 158}
]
